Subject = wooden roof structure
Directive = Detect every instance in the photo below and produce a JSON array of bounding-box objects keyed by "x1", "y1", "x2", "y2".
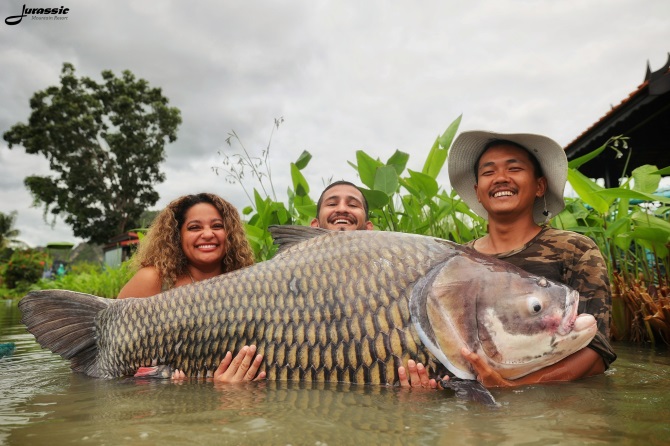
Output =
[{"x1": 564, "y1": 54, "x2": 670, "y2": 187}]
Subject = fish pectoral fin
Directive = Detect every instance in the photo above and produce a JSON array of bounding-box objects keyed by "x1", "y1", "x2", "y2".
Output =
[
  {"x1": 439, "y1": 377, "x2": 498, "y2": 407},
  {"x1": 134, "y1": 365, "x2": 173, "y2": 379}
]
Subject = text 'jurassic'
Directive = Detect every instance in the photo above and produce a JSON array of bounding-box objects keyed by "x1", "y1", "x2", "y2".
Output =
[{"x1": 5, "y1": 5, "x2": 70, "y2": 25}]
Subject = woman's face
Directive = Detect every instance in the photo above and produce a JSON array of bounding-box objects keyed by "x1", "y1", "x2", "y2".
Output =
[{"x1": 179, "y1": 203, "x2": 228, "y2": 270}]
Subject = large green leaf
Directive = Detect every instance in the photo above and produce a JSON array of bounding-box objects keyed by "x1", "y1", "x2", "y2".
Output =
[
  {"x1": 605, "y1": 217, "x2": 632, "y2": 250},
  {"x1": 567, "y1": 169, "x2": 611, "y2": 213},
  {"x1": 631, "y1": 164, "x2": 661, "y2": 194},
  {"x1": 270, "y1": 201, "x2": 290, "y2": 225},
  {"x1": 567, "y1": 139, "x2": 610, "y2": 169},
  {"x1": 243, "y1": 222, "x2": 266, "y2": 240},
  {"x1": 292, "y1": 193, "x2": 314, "y2": 208},
  {"x1": 374, "y1": 165, "x2": 399, "y2": 195},
  {"x1": 630, "y1": 211, "x2": 670, "y2": 233},
  {"x1": 552, "y1": 208, "x2": 579, "y2": 230},
  {"x1": 290, "y1": 162, "x2": 310, "y2": 197},
  {"x1": 570, "y1": 225, "x2": 607, "y2": 234},
  {"x1": 563, "y1": 198, "x2": 594, "y2": 221},
  {"x1": 631, "y1": 227, "x2": 669, "y2": 258},
  {"x1": 594, "y1": 188, "x2": 670, "y2": 204},
  {"x1": 422, "y1": 115, "x2": 461, "y2": 179},
  {"x1": 295, "y1": 204, "x2": 317, "y2": 220},
  {"x1": 406, "y1": 169, "x2": 438, "y2": 199},
  {"x1": 253, "y1": 189, "x2": 266, "y2": 215},
  {"x1": 360, "y1": 188, "x2": 389, "y2": 211},
  {"x1": 651, "y1": 166, "x2": 670, "y2": 175},
  {"x1": 628, "y1": 212, "x2": 670, "y2": 260},
  {"x1": 630, "y1": 226, "x2": 670, "y2": 244},
  {"x1": 294, "y1": 150, "x2": 312, "y2": 170},
  {"x1": 356, "y1": 151, "x2": 383, "y2": 189},
  {"x1": 398, "y1": 177, "x2": 419, "y2": 197},
  {"x1": 386, "y1": 150, "x2": 409, "y2": 176}
]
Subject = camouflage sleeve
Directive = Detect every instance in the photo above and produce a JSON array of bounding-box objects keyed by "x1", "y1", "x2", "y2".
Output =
[{"x1": 564, "y1": 235, "x2": 617, "y2": 367}]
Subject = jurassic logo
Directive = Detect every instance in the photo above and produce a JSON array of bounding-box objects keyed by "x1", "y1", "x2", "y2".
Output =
[{"x1": 5, "y1": 4, "x2": 70, "y2": 25}]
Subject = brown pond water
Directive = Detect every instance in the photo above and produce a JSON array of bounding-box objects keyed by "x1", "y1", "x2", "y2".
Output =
[{"x1": 1, "y1": 298, "x2": 669, "y2": 445}]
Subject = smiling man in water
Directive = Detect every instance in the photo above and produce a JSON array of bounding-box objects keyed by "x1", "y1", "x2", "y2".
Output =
[
  {"x1": 310, "y1": 180, "x2": 374, "y2": 231},
  {"x1": 448, "y1": 130, "x2": 616, "y2": 387}
]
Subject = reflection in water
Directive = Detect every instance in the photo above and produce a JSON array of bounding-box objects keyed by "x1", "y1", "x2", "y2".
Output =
[{"x1": 2, "y1": 299, "x2": 669, "y2": 445}]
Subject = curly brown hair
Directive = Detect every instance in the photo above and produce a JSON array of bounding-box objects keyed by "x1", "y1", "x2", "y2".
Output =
[{"x1": 132, "y1": 193, "x2": 255, "y2": 290}]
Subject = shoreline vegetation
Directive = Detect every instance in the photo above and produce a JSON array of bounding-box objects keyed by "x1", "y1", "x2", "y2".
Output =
[{"x1": 2, "y1": 117, "x2": 669, "y2": 344}]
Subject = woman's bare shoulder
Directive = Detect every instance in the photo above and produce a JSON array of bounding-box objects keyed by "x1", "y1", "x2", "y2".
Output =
[{"x1": 117, "y1": 266, "x2": 163, "y2": 299}]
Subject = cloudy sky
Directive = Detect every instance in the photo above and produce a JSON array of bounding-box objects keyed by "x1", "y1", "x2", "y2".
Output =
[{"x1": 1, "y1": 0, "x2": 668, "y2": 247}]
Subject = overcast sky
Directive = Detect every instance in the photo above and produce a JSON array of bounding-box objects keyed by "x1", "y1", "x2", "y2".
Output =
[{"x1": 1, "y1": 0, "x2": 668, "y2": 248}]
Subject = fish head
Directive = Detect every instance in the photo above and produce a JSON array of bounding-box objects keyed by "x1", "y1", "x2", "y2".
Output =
[
  {"x1": 473, "y1": 273, "x2": 597, "y2": 379},
  {"x1": 411, "y1": 252, "x2": 597, "y2": 380}
]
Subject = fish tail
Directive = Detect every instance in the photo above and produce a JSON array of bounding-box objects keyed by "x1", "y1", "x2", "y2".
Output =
[{"x1": 19, "y1": 290, "x2": 110, "y2": 375}]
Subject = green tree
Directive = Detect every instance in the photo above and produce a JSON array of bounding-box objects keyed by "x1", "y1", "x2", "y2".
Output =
[
  {"x1": 0, "y1": 210, "x2": 24, "y2": 249},
  {"x1": 3, "y1": 63, "x2": 182, "y2": 244}
]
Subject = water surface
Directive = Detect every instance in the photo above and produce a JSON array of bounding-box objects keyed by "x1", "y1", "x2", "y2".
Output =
[{"x1": 1, "y1": 299, "x2": 668, "y2": 445}]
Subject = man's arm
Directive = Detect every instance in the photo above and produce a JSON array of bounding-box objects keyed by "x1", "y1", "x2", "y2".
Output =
[{"x1": 462, "y1": 346, "x2": 605, "y2": 388}]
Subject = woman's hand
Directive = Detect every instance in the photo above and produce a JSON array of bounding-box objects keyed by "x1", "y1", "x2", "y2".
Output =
[
  {"x1": 171, "y1": 369, "x2": 187, "y2": 380},
  {"x1": 214, "y1": 345, "x2": 266, "y2": 383},
  {"x1": 398, "y1": 360, "x2": 438, "y2": 389},
  {"x1": 170, "y1": 345, "x2": 266, "y2": 382}
]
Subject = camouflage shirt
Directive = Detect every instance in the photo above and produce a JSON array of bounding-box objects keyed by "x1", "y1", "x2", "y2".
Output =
[{"x1": 466, "y1": 227, "x2": 617, "y2": 367}]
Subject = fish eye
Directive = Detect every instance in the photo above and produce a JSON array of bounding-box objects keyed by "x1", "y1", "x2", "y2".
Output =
[{"x1": 527, "y1": 297, "x2": 542, "y2": 314}]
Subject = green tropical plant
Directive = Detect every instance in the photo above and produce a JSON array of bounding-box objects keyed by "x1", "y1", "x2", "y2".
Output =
[
  {"x1": 347, "y1": 115, "x2": 487, "y2": 242},
  {"x1": 551, "y1": 136, "x2": 670, "y2": 344},
  {"x1": 217, "y1": 119, "x2": 669, "y2": 344},
  {"x1": 0, "y1": 210, "x2": 26, "y2": 249},
  {"x1": 218, "y1": 115, "x2": 484, "y2": 261},
  {"x1": 2, "y1": 249, "x2": 48, "y2": 290}
]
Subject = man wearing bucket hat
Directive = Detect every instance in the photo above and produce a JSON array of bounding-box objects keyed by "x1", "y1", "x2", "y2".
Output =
[{"x1": 447, "y1": 130, "x2": 616, "y2": 387}]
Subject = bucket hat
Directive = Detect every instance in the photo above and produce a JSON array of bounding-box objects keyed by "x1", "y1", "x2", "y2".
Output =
[{"x1": 447, "y1": 131, "x2": 567, "y2": 224}]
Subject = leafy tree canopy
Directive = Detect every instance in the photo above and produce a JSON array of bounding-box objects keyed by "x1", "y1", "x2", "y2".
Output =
[{"x1": 3, "y1": 63, "x2": 182, "y2": 244}]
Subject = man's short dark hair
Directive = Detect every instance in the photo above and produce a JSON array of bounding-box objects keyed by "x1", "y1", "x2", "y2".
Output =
[
  {"x1": 316, "y1": 180, "x2": 369, "y2": 219},
  {"x1": 473, "y1": 139, "x2": 544, "y2": 183}
]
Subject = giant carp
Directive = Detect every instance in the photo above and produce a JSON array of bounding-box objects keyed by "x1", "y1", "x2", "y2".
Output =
[{"x1": 20, "y1": 226, "x2": 597, "y2": 385}]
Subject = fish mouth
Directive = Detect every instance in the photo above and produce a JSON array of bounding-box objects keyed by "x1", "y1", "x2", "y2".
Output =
[{"x1": 557, "y1": 289, "x2": 580, "y2": 336}]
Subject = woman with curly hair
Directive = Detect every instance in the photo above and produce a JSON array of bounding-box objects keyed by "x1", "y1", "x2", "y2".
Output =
[
  {"x1": 119, "y1": 193, "x2": 254, "y2": 296},
  {"x1": 118, "y1": 193, "x2": 263, "y2": 382}
]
